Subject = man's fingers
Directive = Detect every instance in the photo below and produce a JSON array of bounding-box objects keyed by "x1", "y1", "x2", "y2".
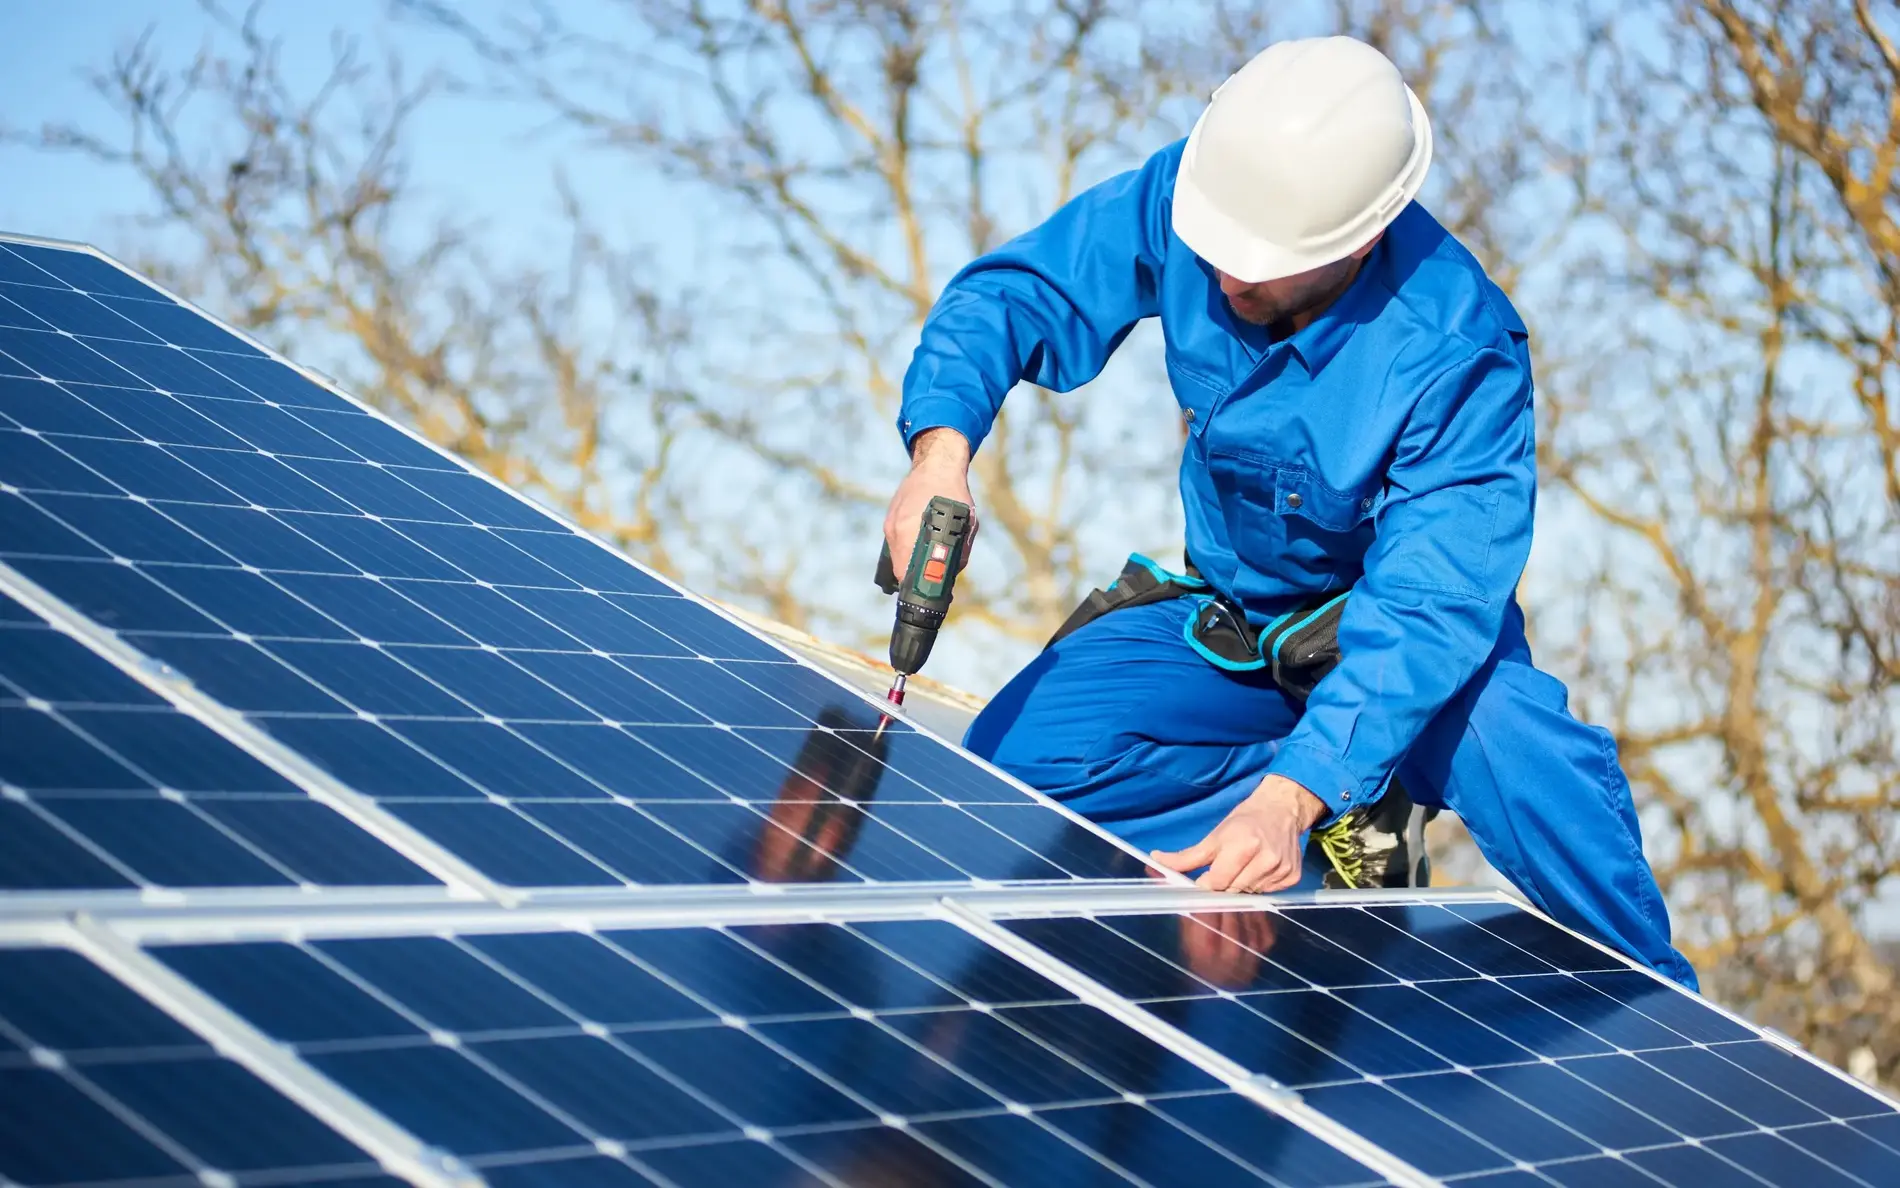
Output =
[
  {"x1": 1150, "y1": 836, "x2": 1221, "y2": 874},
  {"x1": 1197, "y1": 835, "x2": 1261, "y2": 892}
]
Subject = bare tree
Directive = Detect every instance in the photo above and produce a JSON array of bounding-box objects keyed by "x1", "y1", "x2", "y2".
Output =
[
  {"x1": 402, "y1": 0, "x2": 1527, "y2": 667},
  {"x1": 7, "y1": 3, "x2": 705, "y2": 579},
  {"x1": 1534, "y1": 0, "x2": 1900, "y2": 1078}
]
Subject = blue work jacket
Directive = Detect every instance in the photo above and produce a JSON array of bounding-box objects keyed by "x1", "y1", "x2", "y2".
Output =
[{"x1": 897, "y1": 140, "x2": 1536, "y2": 820}]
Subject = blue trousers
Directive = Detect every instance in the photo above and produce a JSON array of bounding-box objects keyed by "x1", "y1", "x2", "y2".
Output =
[{"x1": 965, "y1": 599, "x2": 1697, "y2": 989}]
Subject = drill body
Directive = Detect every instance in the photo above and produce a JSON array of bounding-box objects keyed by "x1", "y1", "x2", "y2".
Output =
[{"x1": 875, "y1": 497, "x2": 972, "y2": 696}]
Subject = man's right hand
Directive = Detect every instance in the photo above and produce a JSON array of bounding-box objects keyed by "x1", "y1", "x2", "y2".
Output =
[{"x1": 884, "y1": 428, "x2": 977, "y2": 576}]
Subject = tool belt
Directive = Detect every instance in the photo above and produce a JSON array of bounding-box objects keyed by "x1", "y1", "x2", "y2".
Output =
[{"x1": 1047, "y1": 553, "x2": 1348, "y2": 701}]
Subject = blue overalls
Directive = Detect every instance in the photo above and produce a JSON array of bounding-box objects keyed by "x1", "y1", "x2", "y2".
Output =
[{"x1": 899, "y1": 141, "x2": 1697, "y2": 990}]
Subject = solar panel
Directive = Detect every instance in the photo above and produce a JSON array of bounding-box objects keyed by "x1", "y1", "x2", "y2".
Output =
[
  {"x1": 0, "y1": 588, "x2": 436, "y2": 893},
  {"x1": 0, "y1": 944, "x2": 404, "y2": 1188},
  {"x1": 4, "y1": 233, "x2": 1891, "y2": 1188},
  {"x1": 135, "y1": 915, "x2": 1387, "y2": 1188},
  {"x1": 0, "y1": 234, "x2": 1149, "y2": 892},
  {"x1": 991, "y1": 902, "x2": 1900, "y2": 1185}
]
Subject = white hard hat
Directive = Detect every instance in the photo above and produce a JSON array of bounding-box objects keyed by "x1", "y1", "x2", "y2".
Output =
[{"x1": 1172, "y1": 37, "x2": 1433, "y2": 283}]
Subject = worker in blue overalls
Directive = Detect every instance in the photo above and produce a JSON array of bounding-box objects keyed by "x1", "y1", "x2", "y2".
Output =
[{"x1": 883, "y1": 36, "x2": 1696, "y2": 989}]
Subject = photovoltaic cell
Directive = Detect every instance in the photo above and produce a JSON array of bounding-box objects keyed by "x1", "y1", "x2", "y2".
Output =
[
  {"x1": 0, "y1": 589, "x2": 433, "y2": 891},
  {"x1": 0, "y1": 945, "x2": 398, "y2": 1188},
  {"x1": 1000, "y1": 903, "x2": 1900, "y2": 1184},
  {"x1": 0, "y1": 237, "x2": 1148, "y2": 891},
  {"x1": 154, "y1": 919, "x2": 1385, "y2": 1187}
]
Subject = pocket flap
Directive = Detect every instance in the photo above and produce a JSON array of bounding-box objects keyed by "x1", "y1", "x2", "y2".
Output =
[{"x1": 1275, "y1": 468, "x2": 1377, "y2": 531}]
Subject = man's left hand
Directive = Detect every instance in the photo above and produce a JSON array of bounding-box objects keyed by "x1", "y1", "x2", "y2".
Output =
[{"x1": 1150, "y1": 774, "x2": 1329, "y2": 893}]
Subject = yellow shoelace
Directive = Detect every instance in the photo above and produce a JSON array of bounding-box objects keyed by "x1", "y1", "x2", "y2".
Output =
[{"x1": 1313, "y1": 814, "x2": 1362, "y2": 889}]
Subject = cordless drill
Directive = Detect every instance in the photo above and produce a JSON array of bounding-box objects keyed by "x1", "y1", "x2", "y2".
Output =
[{"x1": 874, "y1": 496, "x2": 972, "y2": 706}]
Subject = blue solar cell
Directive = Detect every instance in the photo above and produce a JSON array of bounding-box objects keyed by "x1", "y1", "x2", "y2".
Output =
[
  {"x1": 511, "y1": 723, "x2": 712, "y2": 797},
  {"x1": 0, "y1": 326, "x2": 148, "y2": 386},
  {"x1": 505, "y1": 653, "x2": 703, "y2": 720},
  {"x1": 270, "y1": 574, "x2": 463, "y2": 643},
  {"x1": 127, "y1": 635, "x2": 349, "y2": 712},
  {"x1": 317, "y1": 937, "x2": 572, "y2": 1033},
  {"x1": 184, "y1": 350, "x2": 355, "y2": 410},
  {"x1": 0, "y1": 427, "x2": 121, "y2": 493},
  {"x1": 1009, "y1": 1002, "x2": 1222, "y2": 1095},
  {"x1": 733, "y1": 924, "x2": 952, "y2": 1012},
  {"x1": 292, "y1": 408, "x2": 459, "y2": 465},
  {"x1": 257, "y1": 717, "x2": 483, "y2": 798},
  {"x1": 639, "y1": 801, "x2": 860, "y2": 883},
  {"x1": 1639, "y1": 1047, "x2": 1829, "y2": 1128},
  {"x1": 605, "y1": 928, "x2": 839, "y2": 1018},
  {"x1": 0, "y1": 285, "x2": 161, "y2": 340},
  {"x1": 632, "y1": 1141, "x2": 817, "y2": 1186},
  {"x1": 501, "y1": 531, "x2": 678, "y2": 596},
  {"x1": 1278, "y1": 907, "x2": 1478, "y2": 982},
  {"x1": 616, "y1": 656, "x2": 806, "y2": 726},
  {"x1": 1420, "y1": 977, "x2": 1615, "y2": 1058},
  {"x1": 4, "y1": 244, "x2": 164, "y2": 300},
  {"x1": 521, "y1": 803, "x2": 743, "y2": 884},
  {"x1": 0, "y1": 1070, "x2": 192, "y2": 1183},
  {"x1": 155, "y1": 942, "x2": 425, "y2": 1043},
  {"x1": 384, "y1": 802, "x2": 619, "y2": 885},
  {"x1": 393, "y1": 521, "x2": 576, "y2": 586},
  {"x1": 1303, "y1": 1081, "x2": 1504, "y2": 1176},
  {"x1": 1557, "y1": 1053, "x2": 1755, "y2": 1138},
  {"x1": 14, "y1": 557, "x2": 225, "y2": 633},
  {"x1": 465, "y1": 932, "x2": 711, "y2": 1026},
  {"x1": 258, "y1": 640, "x2": 470, "y2": 715},
  {"x1": 24, "y1": 491, "x2": 230, "y2": 562},
  {"x1": 0, "y1": 245, "x2": 64, "y2": 287},
  {"x1": 1098, "y1": 911, "x2": 1309, "y2": 993},
  {"x1": 911, "y1": 1113, "x2": 1140, "y2": 1187},
  {"x1": 1703, "y1": 1131, "x2": 1867, "y2": 1186},
  {"x1": 494, "y1": 587, "x2": 689, "y2": 655},
  {"x1": 856, "y1": 919, "x2": 1075, "y2": 1005},
  {"x1": 779, "y1": 1127, "x2": 993, "y2": 1187},
  {"x1": 0, "y1": 948, "x2": 204, "y2": 1050},
  {"x1": 280, "y1": 455, "x2": 461, "y2": 516},
  {"x1": 1473, "y1": 1062, "x2": 1675, "y2": 1150},
  {"x1": 82, "y1": 1056, "x2": 372, "y2": 1173},
  {"x1": 1784, "y1": 1122, "x2": 1900, "y2": 1183},
  {"x1": 178, "y1": 447, "x2": 359, "y2": 512},
  {"x1": 279, "y1": 511, "x2": 468, "y2": 578},
  {"x1": 1142, "y1": 996, "x2": 1360, "y2": 1088},
  {"x1": 0, "y1": 490, "x2": 106, "y2": 557},
  {"x1": 1574, "y1": 970, "x2": 1755, "y2": 1044},
  {"x1": 384, "y1": 580, "x2": 580, "y2": 649},
  {"x1": 74, "y1": 387, "x2": 250, "y2": 448},
  {"x1": 1155, "y1": 1093, "x2": 1388, "y2": 1188},
  {"x1": 309, "y1": 1045, "x2": 587, "y2": 1156},
  {"x1": 198, "y1": 799, "x2": 435, "y2": 886},
  {"x1": 54, "y1": 710, "x2": 292, "y2": 792},
  {"x1": 386, "y1": 648, "x2": 590, "y2": 719},
  {"x1": 52, "y1": 436, "x2": 245, "y2": 502},
  {"x1": 1006, "y1": 918, "x2": 1217, "y2": 1000},
  {"x1": 386, "y1": 721, "x2": 611, "y2": 798},
  {"x1": 0, "y1": 706, "x2": 152, "y2": 789},
  {"x1": 1039, "y1": 1102, "x2": 1284, "y2": 1187},
  {"x1": 92, "y1": 296, "x2": 265, "y2": 354},
  {"x1": 0, "y1": 624, "x2": 164, "y2": 704},
  {"x1": 0, "y1": 803, "x2": 137, "y2": 889},
  {"x1": 1448, "y1": 901, "x2": 1627, "y2": 971},
  {"x1": 0, "y1": 375, "x2": 137, "y2": 435},
  {"x1": 487, "y1": 1156, "x2": 666, "y2": 1187},
  {"x1": 622, "y1": 1025, "x2": 875, "y2": 1128},
  {"x1": 86, "y1": 337, "x2": 262, "y2": 401},
  {"x1": 40, "y1": 798, "x2": 296, "y2": 886},
  {"x1": 962, "y1": 803, "x2": 1148, "y2": 878},
  {"x1": 473, "y1": 1035, "x2": 734, "y2": 1141},
  {"x1": 1333, "y1": 984, "x2": 1536, "y2": 1068},
  {"x1": 1233, "y1": 990, "x2": 1449, "y2": 1079},
  {"x1": 886, "y1": 1007, "x2": 1118, "y2": 1104},
  {"x1": 180, "y1": 394, "x2": 353, "y2": 455},
  {"x1": 143, "y1": 565, "x2": 355, "y2": 639},
  {"x1": 391, "y1": 469, "x2": 560, "y2": 530},
  {"x1": 159, "y1": 503, "x2": 356, "y2": 571}
]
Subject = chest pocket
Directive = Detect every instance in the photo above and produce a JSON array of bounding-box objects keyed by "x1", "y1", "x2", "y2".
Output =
[
  {"x1": 1165, "y1": 353, "x2": 1225, "y2": 440},
  {"x1": 1206, "y1": 453, "x2": 1378, "y2": 595}
]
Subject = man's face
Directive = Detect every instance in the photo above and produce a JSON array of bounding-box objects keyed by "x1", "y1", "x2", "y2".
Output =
[{"x1": 1216, "y1": 255, "x2": 1362, "y2": 326}]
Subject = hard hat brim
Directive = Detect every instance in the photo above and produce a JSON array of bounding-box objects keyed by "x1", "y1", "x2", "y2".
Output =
[{"x1": 1171, "y1": 85, "x2": 1434, "y2": 284}]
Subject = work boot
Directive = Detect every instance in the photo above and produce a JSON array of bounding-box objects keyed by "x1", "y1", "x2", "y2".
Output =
[{"x1": 1312, "y1": 778, "x2": 1436, "y2": 889}]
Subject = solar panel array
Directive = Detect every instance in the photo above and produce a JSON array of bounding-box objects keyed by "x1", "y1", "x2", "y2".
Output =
[{"x1": 1, "y1": 232, "x2": 1893, "y2": 1188}]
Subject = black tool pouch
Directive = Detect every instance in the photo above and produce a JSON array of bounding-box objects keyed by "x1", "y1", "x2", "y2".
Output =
[
  {"x1": 1045, "y1": 554, "x2": 1210, "y2": 648},
  {"x1": 1256, "y1": 592, "x2": 1348, "y2": 701}
]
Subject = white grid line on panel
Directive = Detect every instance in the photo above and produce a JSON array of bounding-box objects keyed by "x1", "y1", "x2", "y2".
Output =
[
  {"x1": 62, "y1": 918, "x2": 483, "y2": 1188},
  {"x1": 0, "y1": 561, "x2": 507, "y2": 903},
  {"x1": 0, "y1": 229, "x2": 1174, "y2": 889},
  {"x1": 940, "y1": 899, "x2": 1440, "y2": 1188}
]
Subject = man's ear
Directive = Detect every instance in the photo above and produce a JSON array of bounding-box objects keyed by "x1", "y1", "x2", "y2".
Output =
[{"x1": 1351, "y1": 231, "x2": 1386, "y2": 261}]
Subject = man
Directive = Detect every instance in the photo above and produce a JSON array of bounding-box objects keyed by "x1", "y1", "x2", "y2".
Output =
[{"x1": 884, "y1": 36, "x2": 1696, "y2": 988}]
